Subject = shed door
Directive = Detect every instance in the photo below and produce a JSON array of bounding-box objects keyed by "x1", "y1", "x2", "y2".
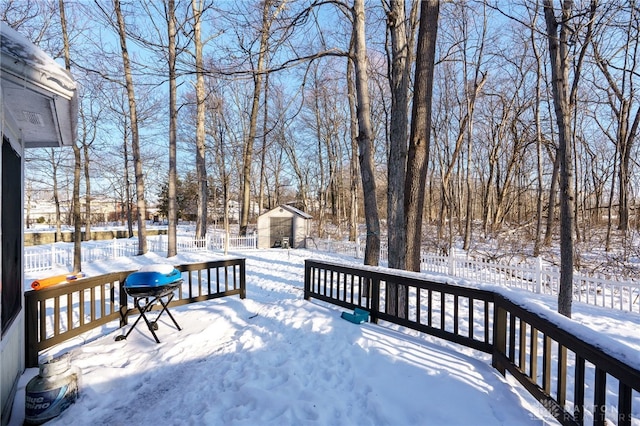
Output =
[{"x1": 270, "y1": 217, "x2": 292, "y2": 247}]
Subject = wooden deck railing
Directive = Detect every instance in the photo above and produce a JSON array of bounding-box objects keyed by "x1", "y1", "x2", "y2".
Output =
[
  {"x1": 308, "y1": 239, "x2": 640, "y2": 313},
  {"x1": 304, "y1": 259, "x2": 640, "y2": 426},
  {"x1": 25, "y1": 259, "x2": 246, "y2": 368}
]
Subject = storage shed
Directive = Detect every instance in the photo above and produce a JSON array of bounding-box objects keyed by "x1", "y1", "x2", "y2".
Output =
[{"x1": 257, "y1": 205, "x2": 312, "y2": 249}]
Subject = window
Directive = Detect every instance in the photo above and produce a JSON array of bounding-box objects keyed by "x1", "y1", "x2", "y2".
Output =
[{"x1": 1, "y1": 137, "x2": 22, "y2": 336}]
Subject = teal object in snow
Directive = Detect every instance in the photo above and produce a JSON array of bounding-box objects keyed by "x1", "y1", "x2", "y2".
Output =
[{"x1": 341, "y1": 308, "x2": 370, "y2": 324}]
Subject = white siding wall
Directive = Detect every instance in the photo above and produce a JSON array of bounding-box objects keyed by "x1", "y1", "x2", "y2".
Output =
[{"x1": 1, "y1": 315, "x2": 24, "y2": 425}]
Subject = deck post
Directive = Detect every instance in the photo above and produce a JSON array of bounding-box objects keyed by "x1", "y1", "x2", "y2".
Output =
[
  {"x1": 239, "y1": 258, "x2": 246, "y2": 299},
  {"x1": 24, "y1": 291, "x2": 40, "y2": 368},
  {"x1": 492, "y1": 298, "x2": 507, "y2": 376}
]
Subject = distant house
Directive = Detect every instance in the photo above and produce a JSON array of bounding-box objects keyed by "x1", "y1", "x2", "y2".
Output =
[
  {"x1": 25, "y1": 195, "x2": 121, "y2": 227},
  {"x1": 256, "y1": 205, "x2": 312, "y2": 249},
  {"x1": 0, "y1": 22, "x2": 77, "y2": 426}
]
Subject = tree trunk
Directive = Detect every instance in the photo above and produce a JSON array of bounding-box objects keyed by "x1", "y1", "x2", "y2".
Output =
[
  {"x1": 386, "y1": 0, "x2": 414, "y2": 269},
  {"x1": 543, "y1": 144, "x2": 559, "y2": 247},
  {"x1": 543, "y1": 0, "x2": 575, "y2": 318},
  {"x1": 240, "y1": 0, "x2": 287, "y2": 235},
  {"x1": 122, "y1": 122, "x2": 134, "y2": 238},
  {"x1": 212, "y1": 106, "x2": 230, "y2": 255},
  {"x1": 346, "y1": 52, "x2": 359, "y2": 243},
  {"x1": 405, "y1": 0, "x2": 440, "y2": 272},
  {"x1": 59, "y1": 0, "x2": 82, "y2": 272},
  {"x1": 593, "y1": 25, "x2": 640, "y2": 234},
  {"x1": 313, "y1": 67, "x2": 327, "y2": 233},
  {"x1": 543, "y1": 0, "x2": 596, "y2": 316},
  {"x1": 605, "y1": 143, "x2": 618, "y2": 251},
  {"x1": 193, "y1": 0, "x2": 208, "y2": 240},
  {"x1": 115, "y1": 0, "x2": 147, "y2": 254},
  {"x1": 462, "y1": 4, "x2": 487, "y2": 251},
  {"x1": 352, "y1": 0, "x2": 380, "y2": 266},
  {"x1": 618, "y1": 102, "x2": 630, "y2": 232},
  {"x1": 166, "y1": 0, "x2": 178, "y2": 257},
  {"x1": 82, "y1": 140, "x2": 91, "y2": 240},
  {"x1": 50, "y1": 150, "x2": 62, "y2": 241},
  {"x1": 532, "y1": 7, "x2": 544, "y2": 257},
  {"x1": 258, "y1": 73, "x2": 269, "y2": 214},
  {"x1": 281, "y1": 134, "x2": 309, "y2": 212}
]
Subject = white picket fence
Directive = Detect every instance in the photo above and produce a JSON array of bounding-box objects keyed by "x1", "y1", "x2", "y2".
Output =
[
  {"x1": 23, "y1": 232, "x2": 640, "y2": 313},
  {"x1": 210, "y1": 232, "x2": 259, "y2": 250},
  {"x1": 307, "y1": 236, "x2": 640, "y2": 313},
  {"x1": 23, "y1": 233, "x2": 257, "y2": 273}
]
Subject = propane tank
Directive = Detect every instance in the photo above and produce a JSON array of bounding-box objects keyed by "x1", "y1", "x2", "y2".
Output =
[{"x1": 24, "y1": 354, "x2": 80, "y2": 425}]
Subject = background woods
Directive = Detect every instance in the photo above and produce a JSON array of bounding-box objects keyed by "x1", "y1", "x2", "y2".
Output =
[{"x1": 6, "y1": 1, "x2": 640, "y2": 314}]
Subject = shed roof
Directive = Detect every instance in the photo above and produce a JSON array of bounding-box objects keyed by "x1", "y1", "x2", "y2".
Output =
[
  {"x1": 261, "y1": 204, "x2": 312, "y2": 219},
  {"x1": 281, "y1": 204, "x2": 313, "y2": 219}
]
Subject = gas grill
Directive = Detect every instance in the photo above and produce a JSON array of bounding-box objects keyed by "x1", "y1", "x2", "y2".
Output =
[{"x1": 116, "y1": 264, "x2": 183, "y2": 343}]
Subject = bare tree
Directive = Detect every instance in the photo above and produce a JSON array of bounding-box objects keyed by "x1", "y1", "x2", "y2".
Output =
[
  {"x1": 73, "y1": 72, "x2": 104, "y2": 241},
  {"x1": 166, "y1": 0, "x2": 178, "y2": 257},
  {"x1": 48, "y1": 149, "x2": 65, "y2": 240},
  {"x1": 239, "y1": 0, "x2": 288, "y2": 235},
  {"x1": 258, "y1": 72, "x2": 270, "y2": 215},
  {"x1": 59, "y1": 0, "x2": 82, "y2": 272},
  {"x1": 346, "y1": 53, "x2": 359, "y2": 243},
  {"x1": 352, "y1": 0, "x2": 380, "y2": 265},
  {"x1": 206, "y1": 85, "x2": 233, "y2": 253},
  {"x1": 591, "y1": 3, "x2": 640, "y2": 235},
  {"x1": 192, "y1": 0, "x2": 208, "y2": 241},
  {"x1": 542, "y1": 0, "x2": 596, "y2": 317},
  {"x1": 385, "y1": 0, "x2": 418, "y2": 269},
  {"x1": 114, "y1": 0, "x2": 148, "y2": 254},
  {"x1": 105, "y1": 90, "x2": 135, "y2": 237},
  {"x1": 530, "y1": 3, "x2": 546, "y2": 257},
  {"x1": 405, "y1": 0, "x2": 440, "y2": 272},
  {"x1": 78, "y1": 95, "x2": 99, "y2": 241},
  {"x1": 461, "y1": 2, "x2": 488, "y2": 251},
  {"x1": 543, "y1": 140, "x2": 560, "y2": 247}
]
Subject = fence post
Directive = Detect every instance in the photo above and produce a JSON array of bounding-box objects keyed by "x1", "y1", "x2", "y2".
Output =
[
  {"x1": 536, "y1": 257, "x2": 543, "y2": 294},
  {"x1": 448, "y1": 247, "x2": 456, "y2": 276},
  {"x1": 51, "y1": 243, "x2": 56, "y2": 268},
  {"x1": 113, "y1": 237, "x2": 117, "y2": 259}
]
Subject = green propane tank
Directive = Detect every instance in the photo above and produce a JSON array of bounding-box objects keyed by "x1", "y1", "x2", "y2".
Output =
[{"x1": 25, "y1": 354, "x2": 80, "y2": 425}]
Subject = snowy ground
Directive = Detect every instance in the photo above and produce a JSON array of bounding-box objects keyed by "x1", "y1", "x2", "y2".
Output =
[{"x1": 10, "y1": 248, "x2": 640, "y2": 425}]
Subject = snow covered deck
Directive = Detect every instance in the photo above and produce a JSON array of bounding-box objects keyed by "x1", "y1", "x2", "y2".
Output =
[{"x1": 11, "y1": 250, "x2": 640, "y2": 425}]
